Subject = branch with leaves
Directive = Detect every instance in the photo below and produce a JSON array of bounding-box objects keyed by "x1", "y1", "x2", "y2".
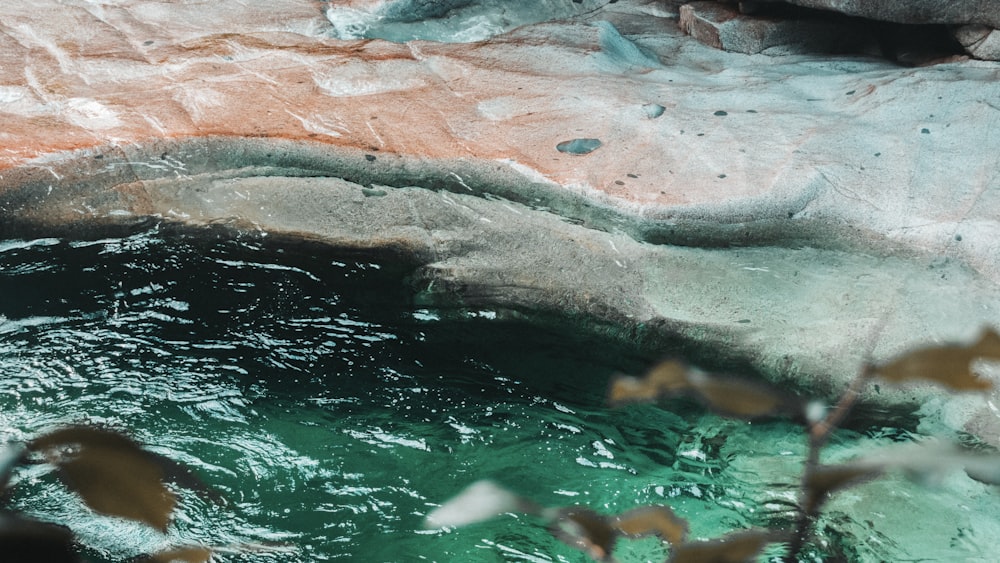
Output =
[
  {"x1": 0, "y1": 425, "x2": 285, "y2": 563},
  {"x1": 426, "y1": 328, "x2": 1000, "y2": 562}
]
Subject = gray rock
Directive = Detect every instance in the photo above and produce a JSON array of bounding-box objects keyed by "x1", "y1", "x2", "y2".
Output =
[
  {"x1": 954, "y1": 24, "x2": 1000, "y2": 60},
  {"x1": 756, "y1": 0, "x2": 1000, "y2": 27},
  {"x1": 679, "y1": 1, "x2": 879, "y2": 55}
]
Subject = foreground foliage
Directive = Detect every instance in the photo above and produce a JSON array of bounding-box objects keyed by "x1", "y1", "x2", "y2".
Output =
[
  {"x1": 0, "y1": 425, "x2": 275, "y2": 562},
  {"x1": 426, "y1": 328, "x2": 1000, "y2": 562}
]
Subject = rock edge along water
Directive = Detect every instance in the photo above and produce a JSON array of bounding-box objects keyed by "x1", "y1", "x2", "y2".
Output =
[{"x1": 2, "y1": 137, "x2": 1000, "y2": 449}]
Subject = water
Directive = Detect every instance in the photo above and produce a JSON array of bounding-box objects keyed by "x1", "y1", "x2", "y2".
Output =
[
  {"x1": 325, "y1": 0, "x2": 603, "y2": 43},
  {"x1": 0, "y1": 225, "x2": 998, "y2": 562}
]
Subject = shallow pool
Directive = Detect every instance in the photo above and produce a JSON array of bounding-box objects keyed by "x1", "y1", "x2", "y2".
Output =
[{"x1": 1, "y1": 225, "x2": 997, "y2": 562}]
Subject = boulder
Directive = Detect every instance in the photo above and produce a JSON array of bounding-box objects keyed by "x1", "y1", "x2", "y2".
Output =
[
  {"x1": 755, "y1": 0, "x2": 1000, "y2": 27},
  {"x1": 678, "y1": 1, "x2": 879, "y2": 55},
  {"x1": 954, "y1": 24, "x2": 1000, "y2": 60}
]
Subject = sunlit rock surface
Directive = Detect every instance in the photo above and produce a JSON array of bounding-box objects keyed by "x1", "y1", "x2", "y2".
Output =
[{"x1": 2, "y1": 0, "x2": 1000, "y2": 442}]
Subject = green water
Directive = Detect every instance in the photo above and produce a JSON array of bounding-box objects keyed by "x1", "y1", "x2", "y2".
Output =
[{"x1": 1, "y1": 225, "x2": 998, "y2": 562}]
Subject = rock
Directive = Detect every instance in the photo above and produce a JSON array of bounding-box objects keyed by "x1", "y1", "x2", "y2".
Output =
[
  {"x1": 678, "y1": 1, "x2": 878, "y2": 55},
  {"x1": 680, "y1": 1, "x2": 977, "y2": 62},
  {"x1": 325, "y1": 0, "x2": 607, "y2": 42},
  {"x1": 1, "y1": 0, "x2": 1000, "y2": 445},
  {"x1": 755, "y1": 0, "x2": 1000, "y2": 27},
  {"x1": 954, "y1": 24, "x2": 1000, "y2": 60},
  {"x1": 556, "y1": 138, "x2": 603, "y2": 155},
  {"x1": 340, "y1": 0, "x2": 474, "y2": 22}
]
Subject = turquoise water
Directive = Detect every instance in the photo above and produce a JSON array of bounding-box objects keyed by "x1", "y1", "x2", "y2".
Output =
[{"x1": 1, "y1": 225, "x2": 998, "y2": 562}]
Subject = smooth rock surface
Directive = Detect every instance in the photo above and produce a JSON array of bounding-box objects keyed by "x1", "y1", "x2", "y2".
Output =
[
  {"x1": 756, "y1": 0, "x2": 1000, "y2": 27},
  {"x1": 955, "y1": 24, "x2": 1000, "y2": 60},
  {"x1": 2, "y1": 0, "x2": 1000, "y2": 443}
]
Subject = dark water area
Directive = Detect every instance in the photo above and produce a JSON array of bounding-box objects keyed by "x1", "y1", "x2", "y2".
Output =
[{"x1": 0, "y1": 225, "x2": 996, "y2": 562}]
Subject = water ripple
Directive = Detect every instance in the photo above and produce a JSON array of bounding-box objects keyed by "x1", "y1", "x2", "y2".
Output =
[{"x1": 1, "y1": 228, "x2": 997, "y2": 562}]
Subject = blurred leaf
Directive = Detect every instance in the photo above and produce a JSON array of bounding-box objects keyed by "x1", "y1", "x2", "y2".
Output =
[
  {"x1": 423, "y1": 480, "x2": 539, "y2": 529},
  {"x1": 804, "y1": 441, "x2": 1000, "y2": 513},
  {"x1": 0, "y1": 512, "x2": 80, "y2": 562},
  {"x1": 803, "y1": 463, "x2": 883, "y2": 513},
  {"x1": 962, "y1": 456, "x2": 1000, "y2": 486},
  {"x1": 549, "y1": 507, "x2": 616, "y2": 562},
  {"x1": 686, "y1": 372, "x2": 800, "y2": 419},
  {"x1": 29, "y1": 426, "x2": 176, "y2": 532},
  {"x1": 429, "y1": 482, "x2": 690, "y2": 561},
  {"x1": 142, "y1": 449, "x2": 223, "y2": 505},
  {"x1": 610, "y1": 360, "x2": 802, "y2": 420},
  {"x1": 873, "y1": 328, "x2": 1000, "y2": 391},
  {"x1": 0, "y1": 443, "x2": 27, "y2": 494},
  {"x1": 612, "y1": 505, "x2": 688, "y2": 546},
  {"x1": 857, "y1": 441, "x2": 1000, "y2": 486},
  {"x1": 608, "y1": 360, "x2": 690, "y2": 405},
  {"x1": 668, "y1": 529, "x2": 783, "y2": 563},
  {"x1": 132, "y1": 545, "x2": 213, "y2": 563}
]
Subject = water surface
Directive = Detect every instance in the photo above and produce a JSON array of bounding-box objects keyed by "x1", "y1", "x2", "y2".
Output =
[{"x1": 0, "y1": 226, "x2": 997, "y2": 562}]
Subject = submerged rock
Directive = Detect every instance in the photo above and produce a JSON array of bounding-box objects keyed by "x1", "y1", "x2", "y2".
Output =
[{"x1": 556, "y1": 138, "x2": 603, "y2": 154}]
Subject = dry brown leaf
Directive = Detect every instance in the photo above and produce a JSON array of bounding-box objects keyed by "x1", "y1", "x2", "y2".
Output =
[
  {"x1": 612, "y1": 505, "x2": 688, "y2": 545},
  {"x1": 687, "y1": 373, "x2": 799, "y2": 419},
  {"x1": 608, "y1": 360, "x2": 691, "y2": 406},
  {"x1": 669, "y1": 529, "x2": 782, "y2": 563},
  {"x1": 873, "y1": 328, "x2": 1000, "y2": 392},
  {"x1": 610, "y1": 360, "x2": 801, "y2": 420},
  {"x1": 549, "y1": 507, "x2": 617, "y2": 562},
  {"x1": 803, "y1": 463, "x2": 883, "y2": 513},
  {"x1": 30, "y1": 426, "x2": 176, "y2": 532}
]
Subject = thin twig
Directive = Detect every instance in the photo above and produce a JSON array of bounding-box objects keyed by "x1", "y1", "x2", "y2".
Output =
[{"x1": 783, "y1": 365, "x2": 873, "y2": 562}]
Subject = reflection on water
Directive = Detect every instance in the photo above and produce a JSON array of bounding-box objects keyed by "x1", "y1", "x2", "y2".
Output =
[{"x1": 0, "y1": 225, "x2": 997, "y2": 562}]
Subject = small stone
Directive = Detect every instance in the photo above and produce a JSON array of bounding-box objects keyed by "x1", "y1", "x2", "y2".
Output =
[
  {"x1": 361, "y1": 187, "x2": 387, "y2": 197},
  {"x1": 556, "y1": 138, "x2": 602, "y2": 155},
  {"x1": 643, "y1": 103, "x2": 666, "y2": 119}
]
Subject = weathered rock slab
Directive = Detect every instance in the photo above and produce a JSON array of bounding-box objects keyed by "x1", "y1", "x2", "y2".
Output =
[{"x1": 678, "y1": 1, "x2": 877, "y2": 55}]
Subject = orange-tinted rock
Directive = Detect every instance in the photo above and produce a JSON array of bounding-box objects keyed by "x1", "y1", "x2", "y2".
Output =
[{"x1": 1, "y1": 0, "x2": 999, "y2": 282}]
